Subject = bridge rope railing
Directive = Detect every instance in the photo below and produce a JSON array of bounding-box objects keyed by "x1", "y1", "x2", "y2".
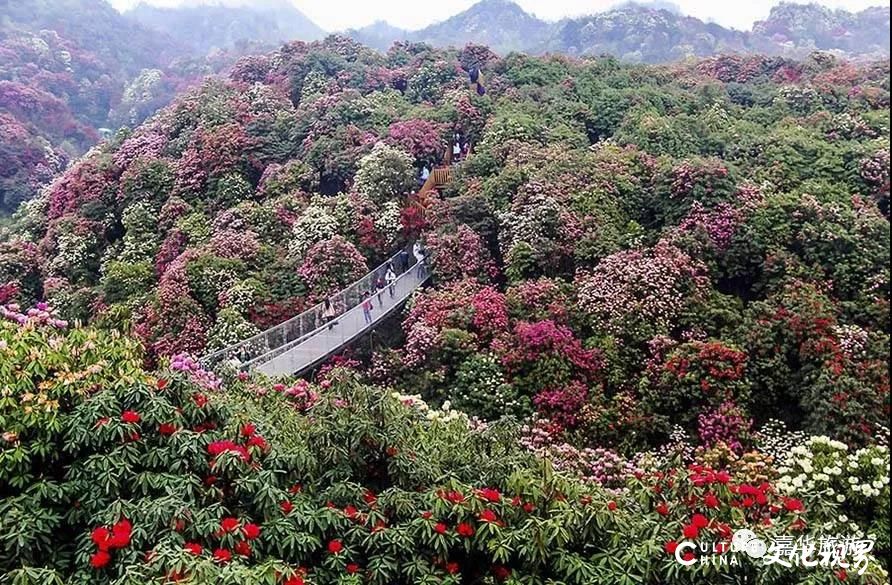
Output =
[
  {"x1": 199, "y1": 244, "x2": 418, "y2": 371},
  {"x1": 244, "y1": 256, "x2": 429, "y2": 376}
]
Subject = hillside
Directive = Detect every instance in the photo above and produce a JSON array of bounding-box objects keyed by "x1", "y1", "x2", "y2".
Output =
[
  {"x1": 0, "y1": 0, "x2": 180, "y2": 74},
  {"x1": 412, "y1": 0, "x2": 551, "y2": 54},
  {"x1": 0, "y1": 33, "x2": 890, "y2": 585},
  {"x1": 125, "y1": 0, "x2": 326, "y2": 54},
  {"x1": 0, "y1": 0, "x2": 171, "y2": 212},
  {"x1": 345, "y1": 20, "x2": 411, "y2": 52},
  {"x1": 0, "y1": 0, "x2": 251, "y2": 214},
  {"x1": 751, "y1": 2, "x2": 892, "y2": 57},
  {"x1": 545, "y1": 3, "x2": 749, "y2": 61}
]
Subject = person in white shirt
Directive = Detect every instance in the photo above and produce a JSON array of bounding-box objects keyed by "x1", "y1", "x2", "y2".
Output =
[{"x1": 385, "y1": 264, "x2": 397, "y2": 297}]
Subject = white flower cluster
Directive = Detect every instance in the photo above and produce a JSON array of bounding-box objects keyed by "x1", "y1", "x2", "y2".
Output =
[
  {"x1": 206, "y1": 307, "x2": 261, "y2": 351},
  {"x1": 47, "y1": 227, "x2": 98, "y2": 277},
  {"x1": 219, "y1": 280, "x2": 257, "y2": 313},
  {"x1": 353, "y1": 142, "x2": 415, "y2": 203},
  {"x1": 754, "y1": 418, "x2": 808, "y2": 462},
  {"x1": 391, "y1": 392, "x2": 468, "y2": 424},
  {"x1": 496, "y1": 190, "x2": 562, "y2": 256},
  {"x1": 832, "y1": 324, "x2": 869, "y2": 359},
  {"x1": 288, "y1": 203, "x2": 339, "y2": 259},
  {"x1": 777, "y1": 436, "x2": 890, "y2": 502},
  {"x1": 453, "y1": 354, "x2": 524, "y2": 419},
  {"x1": 118, "y1": 202, "x2": 160, "y2": 263},
  {"x1": 374, "y1": 201, "x2": 402, "y2": 246}
]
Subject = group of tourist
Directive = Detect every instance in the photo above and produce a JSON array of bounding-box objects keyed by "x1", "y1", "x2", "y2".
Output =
[
  {"x1": 321, "y1": 243, "x2": 427, "y2": 329},
  {"x1": 417, "y1": 131, "x2": 471, "y2": 185}
]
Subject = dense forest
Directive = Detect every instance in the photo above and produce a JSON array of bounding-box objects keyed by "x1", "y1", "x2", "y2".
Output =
[
  {"x1": 0, "y1": 31, "x2": 889, "y2": 583},
  {"x1": 1, "y1": 0, "x2": 889, "y2": 214}
]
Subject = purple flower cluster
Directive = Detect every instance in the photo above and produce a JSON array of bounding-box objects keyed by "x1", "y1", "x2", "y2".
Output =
[
  {"x1": 1, "y1": 302, "x2": 68, "y2": 329},
  {"x1": 520, "y1": 418, "x2": 640, "y2": 489},
  {"x1": 697, "y1": 401, "x2": 752, "y2": 453},
  {"x1": 676, "y1": 202, "x2": 742, "y2": 250},
  {"x1": 169, "y1": 353, "x2": 222, "y2": 391}
]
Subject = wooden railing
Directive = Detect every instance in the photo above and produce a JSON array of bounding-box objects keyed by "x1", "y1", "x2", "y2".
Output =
[{"x1": 419, "y1": 166, "x2": 452, "y2": 195}]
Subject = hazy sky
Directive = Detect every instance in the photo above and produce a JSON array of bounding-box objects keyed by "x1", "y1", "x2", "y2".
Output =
[{"x1": 108, "y1": 0, "x2": 889, "y2": 32}]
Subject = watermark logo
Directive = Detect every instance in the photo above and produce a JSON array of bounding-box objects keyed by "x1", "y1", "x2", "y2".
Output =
[{"x1": 675, "y1": 530, "x2": 876, "y2": 575}]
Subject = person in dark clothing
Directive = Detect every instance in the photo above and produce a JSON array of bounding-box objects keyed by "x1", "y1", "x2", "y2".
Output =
[
  {"x1": 375, "y1": 275, "x2": 386, "y2": 307},
  {"x1": 322, "y1": 298, "x2": 337, "y2": 329},
  {"x1": 398, "y1": 249, "x2": 410, "y2": 274}
]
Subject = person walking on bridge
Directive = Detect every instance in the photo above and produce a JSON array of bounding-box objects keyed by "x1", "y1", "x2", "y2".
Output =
[
  {"x1": 375, "y1": 274, "x2": 386, "y2": 308},
  {"x1": 361, "y1": 291, "x2": 374, "y2": 325},
  {"x1": 322, "y1": 298, "x2": 337, "y2": 329},
  {"x1": 385, "y1": 263, "x2": 397, "y2": 298},
  {"x1": 413, "y1": 241, "x2": 427, "y2": 278}
]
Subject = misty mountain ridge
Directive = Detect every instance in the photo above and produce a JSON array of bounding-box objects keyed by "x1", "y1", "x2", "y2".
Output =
[
  {"x1": 347, "y1": 0, "x2": 889, "y2": 62},
  {"x1": 125, "y1": 0, "x2": 325, "y2": 55}
]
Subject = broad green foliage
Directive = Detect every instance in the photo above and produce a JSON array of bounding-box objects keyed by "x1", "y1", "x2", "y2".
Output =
[{"x1": 0, "y1": 317, "x2": 888, "y2": 584}]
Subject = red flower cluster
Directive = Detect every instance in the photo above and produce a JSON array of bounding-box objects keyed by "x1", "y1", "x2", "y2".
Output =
[
  {"x1": 438, "y1": 489, "x2": 465, "y2": 504},
  {"x1": 89, "y1": 519, "x2": 132, "y2": 569},
  {"x1": 688, "y1": 464, "x2": 731, "y2": 486},
  {"x1": 207, "y1": 439, "x2": 250, "y2": 462},
  {"x1": 213, "y1": 548, "x2": 232, "y2": 563},
  {"x1": 219, "y1": 517, "x2": 240, "y2": 533},
  {"x1": 184, "y1": 542, "x2": 202, "y2": 555},
  {"x1": 479, "y1": 509, "x2": 500, "y2": 524},
  {"x1": 121, "y1": 410, "x2": 140, "y2": 424},
  {"x1": 476, "y1": 487, "x2": 501, "y2": 503},
  {"x1": 456, "y1": 522, "x2": 475, "y2": 537},
  {"x1": 158, "y1": 422, "x2": 177, "y2": 435}
]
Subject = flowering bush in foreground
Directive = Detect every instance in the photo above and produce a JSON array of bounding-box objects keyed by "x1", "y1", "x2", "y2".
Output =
[{"x1": 1, "y1": 312, "x2": 889, "y2": 584}]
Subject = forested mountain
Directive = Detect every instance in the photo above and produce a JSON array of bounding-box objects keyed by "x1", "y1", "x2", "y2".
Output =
[
  {"x1": 411, "y1": 0, "x2": 551, "y2": 54},
  {"x1": 0, "y1": 0, "x2": 178, "y2": 74},
  {"x1": 2, "y1": 0, "x2": 889, "y2": 216},
  {"x1": 544, "y1": 3, "x2": 750, "y2": 61},
  {"x1": 125, "y1": 0, "x2": 326, "y2": 54},
  {"x1": 347, "y1": 0, "x2": 891, "y2": 61},
  {"x1": 1, "y1": 33, "x2": 890, "y2": 583},
  {"x1": 0, "y1": 3, "x2": 891, "y2": 585},
  {"x1": 751, "y1": 2, "x2": 891, "y2": 57},
  {"x1": 0, "y1": 0, "x2": 172, "y2": 212},
  {"x1": 0, "y1": 0, "x2": 251, "y2": 213}
]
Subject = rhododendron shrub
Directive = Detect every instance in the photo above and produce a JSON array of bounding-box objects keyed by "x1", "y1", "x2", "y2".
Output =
[
  {"x1": 386, "y1": 118, "x2": 446, "y2": 165},
  {"x1": 575, "y1": 241, "x2": 710, "y2": 342},
  {"x1": 643, "y1": 340, "x2": 751, "y2": 434},
  {"x1": 0, "y1": 239, "x2": 42, "y2": 305},
  {"x1": 776, "y1": 436, "x2": 890, "y2": 560},
  {"x1": 724, "y1": 191, "x2": 891, "y2": 303},
  {"x1": 134, "y1": 253, "x2": 211, "y2": 361},
  {"x1": 424, "y1": 224, "x2": 497, "y2": 283},
  {"x1": 3, "y1": 311, "x2": 890, "y2": 583},
  {"x1": 494, "y1": 320, "x2": 603, "y2": 428},
  {"x1": 352, "y1": 142, "x2": 416, "y2": 204},
  {"x1": 497, "y1": 182, "x2": 581, "y2": 281},
  {"x1": 505, "y1": 277, "x2": 572, "y2": 324},
  {"x1": 653, "y1": 157, "x2": 737, "y2": 224},
  {"x1": 297, "y1": 236, "x2": 368, "y2": 299},
  {"x1": 859, "y1": 148, "x2": 889, "y2": 214},
  {"x1": 743, "y1": 281, "x2": 890, "y2": 444},
  {"x1": 697, "y1": 401, "x2": 754, "y2": 453},
  {"x1": 401, "y1": 282, "x2": 602, "y2": 425}
]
